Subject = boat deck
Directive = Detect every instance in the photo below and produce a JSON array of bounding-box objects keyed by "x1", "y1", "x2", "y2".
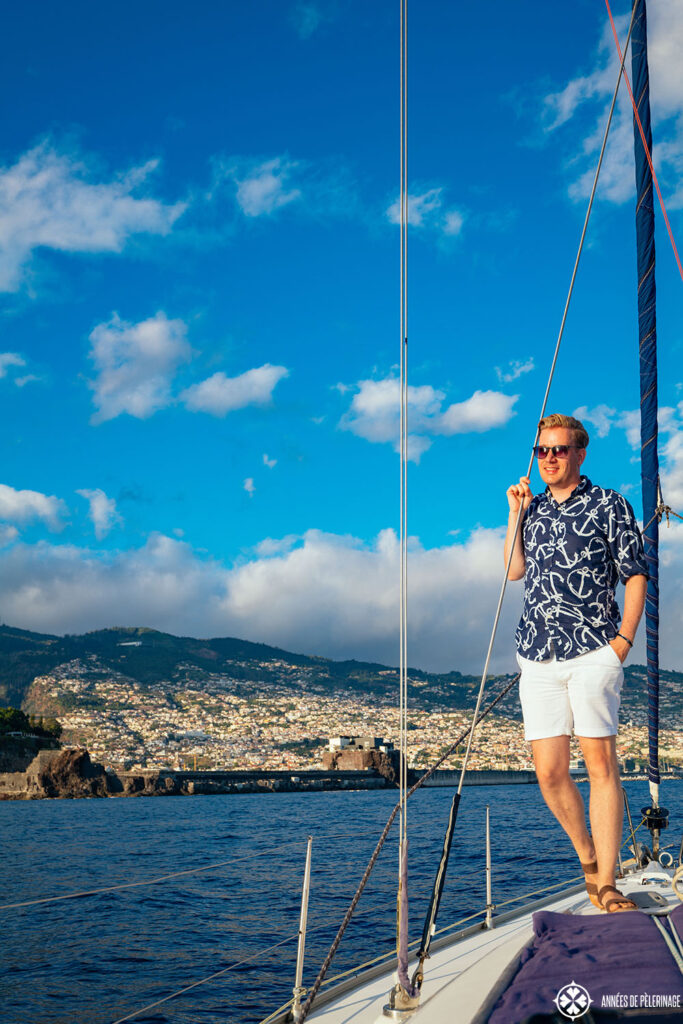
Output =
[{"x1": 302, "y1": 866, "x2": 681, "y2": 1024}]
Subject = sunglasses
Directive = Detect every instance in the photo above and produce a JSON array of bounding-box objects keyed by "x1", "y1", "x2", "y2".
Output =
[{"x1": 533, "y1": 444, "x2": 583, "y2": 460}]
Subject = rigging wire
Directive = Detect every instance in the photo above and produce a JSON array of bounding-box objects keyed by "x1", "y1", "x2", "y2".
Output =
[
  {"x1": 110, "y1": 933, "x2": 300, "y2": 1024},
  {"x1": 405, "y1": 6, "x2": 640, "y2": 988},
  {"x1": 396, "y1": 0, "x2": 415, "y2": 1001},
  {"x1": 0, "y1": 830, "x2": 402, "y2": 912},
  {"x1": 0, "y1": 849, "x2": 298, "y2": 911},
  {"x1": 114, "y1": 873, "x2": 486, "y2": 1024},
  {"x1": 604, "y1": 0, "x2": 683, "y2": 285},
  {"x1": 398, "y1": 0, "x2": 409, "y2": 867},
  {"x1": 259, "y1": 823, "x2": 647, "y2": 1024},
  {"x1": 452, "y1": 0, "x2": 638, "y2": 805},
  {"x1": 296, "y1": 673, "x2": 518, "y2": 1024}
]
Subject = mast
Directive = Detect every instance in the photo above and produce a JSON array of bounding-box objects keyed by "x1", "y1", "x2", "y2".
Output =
[{"x1": 630, "y1": 0, "x2": 661, "y2": 814}]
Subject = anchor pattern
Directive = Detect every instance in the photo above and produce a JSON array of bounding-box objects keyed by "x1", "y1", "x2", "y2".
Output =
[{"x1": 515, "y1": 476, "x2": 647, "y2": 661}]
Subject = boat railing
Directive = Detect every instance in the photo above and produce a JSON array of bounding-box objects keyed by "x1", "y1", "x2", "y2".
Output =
[{"x1": 1, "y1": 814, "x2": 668, "y2": 1024}]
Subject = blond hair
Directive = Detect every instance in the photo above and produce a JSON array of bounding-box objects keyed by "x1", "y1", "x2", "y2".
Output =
[{"x1": 538, "y1": 413, "x2": 589, "y2": 449}]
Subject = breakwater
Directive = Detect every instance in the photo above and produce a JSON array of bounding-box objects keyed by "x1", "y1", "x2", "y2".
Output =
[
  {"x1": 119, "y1": 766, "x2": 540, "y2": 795},
  {"x1": 0, "y1": 746, "x2": 541, "y2": 799},
  {"x1": 3, "y1": 745, "x2": 674, "y2": 800}
]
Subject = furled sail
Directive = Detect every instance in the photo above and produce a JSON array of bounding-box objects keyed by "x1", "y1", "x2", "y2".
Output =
[{"x1": 631, "y1": 0, "x2": 660, "y2": 800}]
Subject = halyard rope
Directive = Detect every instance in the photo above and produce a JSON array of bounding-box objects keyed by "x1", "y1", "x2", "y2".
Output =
[{"x1": 605, "y1": 0, "x2": 683, "y2": 284}]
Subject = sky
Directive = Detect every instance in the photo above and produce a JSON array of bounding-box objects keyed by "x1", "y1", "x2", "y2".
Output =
[{"x1": 1, "y1": 0, "x2": 682, "y2": 674}]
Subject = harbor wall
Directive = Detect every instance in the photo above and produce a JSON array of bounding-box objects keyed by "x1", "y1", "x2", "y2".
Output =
[
  {"x1": 3, "y1": 749, "x2": 675, "y2": 800},
  {"x1": 419, "y1": 768, "x2": 537, "y2": 786},
  {"x1": 1, "y1": 751, "x2": 542, "y2": 799}
]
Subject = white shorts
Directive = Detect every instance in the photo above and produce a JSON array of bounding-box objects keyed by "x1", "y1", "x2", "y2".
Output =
[{"x1": 516, "y1": 644, "x2": 624, "y2": 741}]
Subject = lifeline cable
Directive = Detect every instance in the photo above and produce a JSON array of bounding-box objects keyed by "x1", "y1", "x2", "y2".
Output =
[{"x1": 0, "y1": 830, "x2": 401, "y2": 912}]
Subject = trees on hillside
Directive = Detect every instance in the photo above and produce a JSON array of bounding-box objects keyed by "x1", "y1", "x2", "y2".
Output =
[{"x1": 0, "y1": 707, "x2": 62, "y2": 738}]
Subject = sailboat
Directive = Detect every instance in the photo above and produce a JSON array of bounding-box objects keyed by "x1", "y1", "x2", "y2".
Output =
[{"x1": 266, "y1": 1, "x2": 683, "y2": 1021}]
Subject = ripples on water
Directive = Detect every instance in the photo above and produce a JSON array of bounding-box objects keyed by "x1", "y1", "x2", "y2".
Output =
[{"x1": 2, "y1": 780, "x2": 682, "y2": 1024}]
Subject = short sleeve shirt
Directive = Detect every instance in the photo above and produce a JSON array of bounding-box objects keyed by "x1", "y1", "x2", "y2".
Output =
[{"x1": 515, "y1": 476, "x2": 647, "y2": 662}]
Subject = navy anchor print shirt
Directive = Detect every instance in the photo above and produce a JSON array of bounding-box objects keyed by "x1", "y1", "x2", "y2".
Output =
[{"x1": 515, "y1": 476, "x2": 647, "y2": 662}]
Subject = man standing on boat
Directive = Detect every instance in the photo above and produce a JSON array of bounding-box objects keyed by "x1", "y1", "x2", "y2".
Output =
[{"x1": 504, "y1": 413, "x2": 648, "y2": 914}]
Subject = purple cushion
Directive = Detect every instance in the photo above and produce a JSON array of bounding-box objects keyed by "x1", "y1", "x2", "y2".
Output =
[{"x1": 488, "y1": 907, "x2": 683, "y2": 1024}]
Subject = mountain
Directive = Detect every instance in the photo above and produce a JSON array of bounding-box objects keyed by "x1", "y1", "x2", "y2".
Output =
[
  {"x1": 0, "y1": 623, "x2": 491, "y2": 714},
  {"x1": 0, "y1": 623, "x2": 681, "y2": 728}
]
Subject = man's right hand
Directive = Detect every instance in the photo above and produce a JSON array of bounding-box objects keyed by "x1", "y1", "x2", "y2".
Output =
[{"x1": 507, "y1": 476, "x2": 533, "y2": 514}]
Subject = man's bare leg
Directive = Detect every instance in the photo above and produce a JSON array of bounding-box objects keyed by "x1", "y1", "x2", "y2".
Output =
[
  {"x1": 531, "y1": 736, "x2": 595, "y2": 869},
  {"x1": 578, "y1": 735, "x2": 625, "y2": 901}
]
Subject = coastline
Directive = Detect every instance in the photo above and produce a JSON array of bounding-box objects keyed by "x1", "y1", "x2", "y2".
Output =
[{"x1": 1, "y1": 747, "x2": 678, "y2": 799}]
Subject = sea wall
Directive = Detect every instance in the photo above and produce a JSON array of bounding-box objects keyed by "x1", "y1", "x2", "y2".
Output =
[
  {"x1": 0, "y1": 753, "x2": 389, "y2": 799},
  {"x1": 418, "y1": 768, "x2": 538, "y2": 786},
  {"x1": 0, "y1": 734, "x2": 60, "y2": 773}
]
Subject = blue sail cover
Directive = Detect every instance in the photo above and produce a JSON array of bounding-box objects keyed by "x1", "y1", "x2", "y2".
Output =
[{"x1": 631, "y1": 0, "x2": 660, "y2": 788}]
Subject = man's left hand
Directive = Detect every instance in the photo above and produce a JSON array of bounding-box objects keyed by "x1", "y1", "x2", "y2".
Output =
[{"x1": 609, "y1": 637, "x2": 630, "y2": 664}]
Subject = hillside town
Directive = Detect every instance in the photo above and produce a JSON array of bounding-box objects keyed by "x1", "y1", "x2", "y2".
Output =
[{"x1": 22, "y1": 656, "x2": 683, "y2": 776}]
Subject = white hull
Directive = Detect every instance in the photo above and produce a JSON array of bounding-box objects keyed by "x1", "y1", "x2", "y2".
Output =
[{"x1": 283, "y1": 864, "x2": 679, "y2": 1024}]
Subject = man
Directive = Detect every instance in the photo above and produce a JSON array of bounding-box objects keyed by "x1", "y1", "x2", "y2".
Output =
[{"x1": 505, "y1": 413, "x2": 647, "y2": 913}]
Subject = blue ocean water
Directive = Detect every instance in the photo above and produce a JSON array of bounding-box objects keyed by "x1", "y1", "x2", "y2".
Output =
[{"x1": 2, "y1": 780, "x2": 682, "y2": 1024}]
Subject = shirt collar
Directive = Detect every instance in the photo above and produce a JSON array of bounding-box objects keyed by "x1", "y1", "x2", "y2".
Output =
[{"x1": 544, "y1": 475, "x2": 592, "y2": 508}]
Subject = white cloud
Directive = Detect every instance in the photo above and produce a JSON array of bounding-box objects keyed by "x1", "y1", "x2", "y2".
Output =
[
  {"x1": 436, "y1": 390, "x2": 519, "y2": 434},
  {"x1": 340, "y1": 375, "x2": 518, "y2": 461},
  {"x1": 443, "y1": 209, "x2": 465, "y2": 236},
  {"x1": 76, "y1": 488, "x2": 123, "y2": 540},
  {"x1": 3, "y1": 522, "x2": 683, "y2": 673},
  {"x1": 617, "y1": 409, "x2": 641, "y2": 448},
  {"x1": 387, "y1": 188, "x2": 442, "y2": 227},
  {"x1": 88, "y1": 312, "x2": 193, "y2": 424},
  {"x1": 0, "y1": 525, "x2": 19, "y2": 546},
  {"x1": 233, "y1": 157, "x2": 302, "y2": 217},
  {"x1": 542, "y1": 2, "x2": 683, "y2": 207},
  {"x1": 0, "y1": 141, "x2": 185, "y2": 291},
  {"x1": 496, "y1": 358, "x2": 535, "y2": 384},
  {"x1": 14, "y1": 374, "x2": 40, "y2": 388},
  {"x1": 386, "y1": 187, "x2": 465, "y2": 238},
  {"x1": 255, "y1": 534, "x2": 298, "y2": 557},
  {"x1": 0, "y1": 353, "x2": 25, "y2": 379},
  {"x1": 291, "y1": 1, "x2": 331, "y2": 39},
  {"x1": 573, "y1": 403, "x2": 618, "y2": 439},
  {"x1": 263, "y1": 453, "x2": 277, "y2": 469},
  {"x1": 658, "y1": 403, "x2": 683, "y2": 512},
  {"x1": 243, "y1": 478, "x2": 255, "y2": 498},
  {"x1": 0, "y1": 483, "x2": 66, "y2": 531},
  {"x1": 210, "y1": 152, "x2": 356, "y2": 222},
  {"x1": 0, "y1": 528, "x2": 520, "y2": 673},
  {"x1": 181, "y1": 364, "x2": 289, "y2": 417},
  {"x1": 589, "y1": 402, "x2": 683, "y2": 514}
]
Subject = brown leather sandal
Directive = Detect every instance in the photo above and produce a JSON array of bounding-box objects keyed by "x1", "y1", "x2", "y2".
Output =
[
  {"x1": 597, "y1": 885, "x2": 637, "y2": 913},
  {"x1": 581, "y1": 860, "x2": 601, "y2": 908}
]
